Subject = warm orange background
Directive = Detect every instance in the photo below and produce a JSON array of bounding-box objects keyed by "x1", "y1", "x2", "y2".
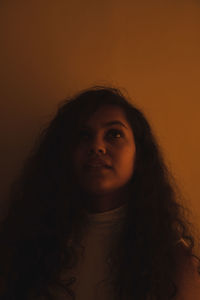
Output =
[{"x1": 0, "y1": 1, "x2": 200, "y2": 238}]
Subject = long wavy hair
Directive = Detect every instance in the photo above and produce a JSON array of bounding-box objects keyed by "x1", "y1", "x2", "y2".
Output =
[{"x1": 0, "y1": 85, "x2": 199, "y2": 300}]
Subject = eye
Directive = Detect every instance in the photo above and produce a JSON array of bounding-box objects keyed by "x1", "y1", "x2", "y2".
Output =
[
  {"x1": 78, "y1": 130, "x2": 90, "y2": 140},
  {"x1": 78, "y1": 128, "x2": 123, "y2": 141},
  {"x1": 107, "y1": 129, "x2": 123, "y2": 139}
]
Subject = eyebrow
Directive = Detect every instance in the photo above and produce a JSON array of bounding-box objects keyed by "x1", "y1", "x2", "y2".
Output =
[{"x1": 82, "y1": 120, "x2": 128, "y2": 129}]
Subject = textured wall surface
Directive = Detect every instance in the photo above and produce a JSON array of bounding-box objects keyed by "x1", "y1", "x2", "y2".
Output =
[{"x1": 0, "y1": 1, "x2": 199, "y2": 235}]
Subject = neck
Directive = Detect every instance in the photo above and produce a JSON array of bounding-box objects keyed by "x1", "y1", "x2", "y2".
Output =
[{"x1": 82, "y1": 187, "x2": 130, "y2": 213}]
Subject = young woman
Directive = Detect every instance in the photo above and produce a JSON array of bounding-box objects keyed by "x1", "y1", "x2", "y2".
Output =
[{"x1": 0, "y1": 86, "x2": 200, "y2": 299}]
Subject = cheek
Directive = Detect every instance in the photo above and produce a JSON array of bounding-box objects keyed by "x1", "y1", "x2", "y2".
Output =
[
  {"x1": 72, "y1": 148, "x2": 86, "y2": 174},
  {"x1": 71, "y1": 150, "x2": 80, "y2": 171},
  {"x1": 119, "y1": 147, "x2": 135, "y2": 171}
]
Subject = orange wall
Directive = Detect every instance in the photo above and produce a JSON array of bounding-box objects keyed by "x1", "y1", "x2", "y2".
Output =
[{"x1": 0, "y1": 1, "x2": 200, "y2": 234}]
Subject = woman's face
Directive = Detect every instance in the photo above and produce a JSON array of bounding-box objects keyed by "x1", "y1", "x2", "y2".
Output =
[{"x1": 72, "y1": 105, "x2": 136, "y2": 197}]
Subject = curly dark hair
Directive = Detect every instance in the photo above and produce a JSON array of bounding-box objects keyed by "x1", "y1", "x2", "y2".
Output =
[{"x1": 0, "y1": 85, "x2": 200, "y2": 300}]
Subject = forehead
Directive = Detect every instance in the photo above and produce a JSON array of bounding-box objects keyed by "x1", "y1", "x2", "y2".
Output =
[{"x1": 84, "y1": 105, "x2": 130, "y2": 127}]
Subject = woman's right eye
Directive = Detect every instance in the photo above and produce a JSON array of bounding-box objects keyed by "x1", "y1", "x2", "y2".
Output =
[{"x1": 79, "y1": 130, "x2": 90, "y2": 139}]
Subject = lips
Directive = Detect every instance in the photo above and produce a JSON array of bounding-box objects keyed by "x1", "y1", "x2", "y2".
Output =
[
  {"x1": 85, "y1": 158, "x2": 112, "y2": 169},
  {"x1": 86, "y1": 165, "x2": 109, "y2": 169}
]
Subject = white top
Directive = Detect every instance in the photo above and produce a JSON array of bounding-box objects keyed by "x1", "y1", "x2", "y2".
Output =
[{"x1": 51, "y1": 203, "x2": 128, "y2": 300}]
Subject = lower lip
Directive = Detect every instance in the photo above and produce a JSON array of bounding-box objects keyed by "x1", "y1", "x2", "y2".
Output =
[{"x1": 85, "y1": 165, "x2": 111, "y2": 172}]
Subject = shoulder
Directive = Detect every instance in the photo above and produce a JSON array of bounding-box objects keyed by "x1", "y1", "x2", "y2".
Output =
[{"x1": 175, "y1": 242, "x2": 200, "y2": 300}]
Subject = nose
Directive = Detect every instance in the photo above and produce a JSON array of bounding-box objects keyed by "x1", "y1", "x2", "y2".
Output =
[{"x1": 87, "y1": 136, "x2": 107, "y2": 155}]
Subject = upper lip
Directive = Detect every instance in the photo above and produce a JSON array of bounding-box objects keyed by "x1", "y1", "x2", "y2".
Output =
[{"x1": 85, "y1": 158, "x2": 112, "y2": 168}]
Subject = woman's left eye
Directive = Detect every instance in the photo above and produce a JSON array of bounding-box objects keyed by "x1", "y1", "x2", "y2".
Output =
[{"x1": 108, "y1": 129, "x2": 123, "y2": 139}]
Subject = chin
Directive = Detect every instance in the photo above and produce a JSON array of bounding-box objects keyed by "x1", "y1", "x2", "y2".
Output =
[{"x1": 82, "y1": 185, "x2": 120, "y2": 196}]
